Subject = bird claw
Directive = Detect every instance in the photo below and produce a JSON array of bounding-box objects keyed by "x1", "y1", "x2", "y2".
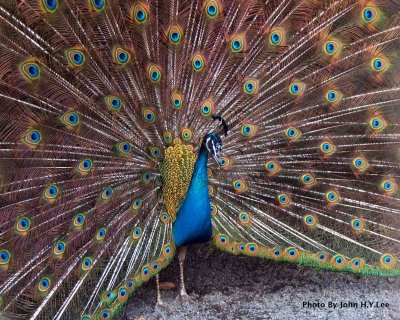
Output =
[
  {"x1": 155, "y1": 301, "x2": 174, "y2": 313},
  {"x1": 175, "y1": 292, "x2": 194, "y2": 303}
]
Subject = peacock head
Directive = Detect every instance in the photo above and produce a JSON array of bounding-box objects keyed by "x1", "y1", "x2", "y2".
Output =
[{"x1": 203, "y1": 114, "x2": 229, "y2": 165}]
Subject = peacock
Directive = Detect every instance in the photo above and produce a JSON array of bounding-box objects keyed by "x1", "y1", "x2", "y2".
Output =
[{"x1": 0, "y1": 0, "x2": 400, "y2": 319}]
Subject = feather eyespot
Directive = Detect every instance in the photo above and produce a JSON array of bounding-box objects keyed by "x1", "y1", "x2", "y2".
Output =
[
  {"x1": 371, "y1": 57, "x2": 387, "y2": 72},
  {"x1": 324, "y1": 41, "x2": 339, "y2": 55},
  {"x1": 233, "y1": 179, "x2": 248, "y2": 193},
  {"x1": 66, "y1": 49, "x2": 85, "y2": 68},
  {"x1": 15, "y1": 216, "x2": 31, "y2": 234},
  {"x1": 350, "y1": 218, "x2": 365, "y2": 231},
  {"x1": 270, "y1": 29, "x2": 284, "y2": 45},
  {"x1": 238, "y1": 211, "x2": 251, "y2": 224},
  {"x1": 53, "y1": 241, "x2": 67, "y2": 257},
  {"x1": 147, "y1": 65, "x2": 162, "y2": 82},
  {"x1": 24, "y1": 129, "x2": 42, "y2": 146},
  {"x1": 162, "y1": 244, "x2": 174, "y2": 258},
  {"x1": 77, "y1": 159, "x2": 93, "y2": 175},
  {"x1": 204, "y1": 0, "x2": 221, "y2": 18},
  {"x1": 116, "y1": 141, "x2": 132, "y2": 156},
  {"x1": 61, "y1": 111, "x2": 80, "y2": 128},
  {"x1": 149, "y1": 146, "x2": 161, "y2": 159},
  {"x1": 369, "y1": 116, "x2": 386, "y2": 133},
  {"x1": 304, "y1": 214, "x2": 317, "y2": 227},
  {"x1": 315, "y1": 252, "x2": 329, "y2": 263},
  {"x1": 118, "y1": 286, "x2": 128, "y2": 302},
  {"x1": 142, "y1": 108, "x2": 156, "y2": 124},
  {"x1": 285, "y1": 247, "x2": 299, "y2": 261},
  {"x1": 20, "y1": 61, "x2": 40, "y2": 80},
  {"x1": 105, "y1": 96, "x2": 123, "y2": 111},
  {"x1": 244, "y1": 243, "x2": 259, "y2": 255},
  {"x1": 81, "y1": 257, "x2": 93, "y2": 271},
  {"x1": 270, "y1": 247, "x2": 282, "y2": 260},
  {"x1": 181, "y1": 128, "x2": 192, "y2": 142},
  {"x1": 38, "y1": 277, "x2": 51, "y2": 292},
  {"x1": 89, "y1": 0, "x2": 105, "y2": 11},
  {"x1": 216, "y1": 234, "x2": 229, "y2": 247},
  {"x1": 350, "y1": 257, "x2": 364, "y2": 270},
  {"x1": 219, "y1": 156, "x2": 232, "y2": 170},
  {"x1": 352, "y1": 156, "x2": 369, "y2": 173},
  {"x1": 325, "y1": 89, "x2": 342, "y2": 103},
  {"x1": 192, "y1": 53, "x2": 206, "y2": 72},
  {"x1": 381, "y1": 178, "x2": 397, "y2": 194},
  {"x1": 285, "y1": 127, "x2": 301, "y2": 141},
  {"x1": 132, "y1": 227, "x2": 142, "y2": 240},
  {"x1": 163, "y1": 131, "x2": 173, "y2": 144},
  {"x1": 168, "y1": 25, "x2": 183, "y2": 45},
  {"x1": 101, "y1": 187, "x2": 113, "y2": 202},
  {"x1": 320, "y1": 141, "x2": 336, "y2": 155},
  {"x1": 96, "y1": 228, "x2": 107, "y2": 242},
  {"x1": 44, "y1": 185, "x2": 59, "y2": 201},
  {"x1": 301, "y1": 173, "x2": 316, "y2": 187},
  {"x1": 132, "y1": 3, "x2": 149, "y2": 24},
  {"x1": 362, "y1": 7, "x2": 377, "y2": 23},
  {"x1": 241, "y1": 122, "x2": 257, "y2": 138},
  {"x1": 72, "y1": 213, "x2": 86, "y2": 228},
  {"x1": 0, "y1": 250, "x2": 11, "y2": 265},
  {"x1": 81, "y1": 315, "x2": 92, "y2": 320},
  {"x1": 41, "y1": 0, "x2": 58, "y2": 13},
  {"x1": 289, "y1": 82, "x2": 305, "y2": 95},
  {"x1": 326, "y1": 190, "x2": 340, "y2": 204},
  {"x1": 113, "y1": 47, "x2": 130, "y2": 65},
  {"x1": 243, "y1": 79, "x2": 259, "y2": 95},
  {"x1": 160, "y1": 212, "x2": 170, "y2": 224},
  {"x1": 141, "y1": 172, "x2": 153, "y2": 184},
  {"x1": 278, "y1": 193, "x2": 291, "y2": 206},
  {"x1": 99, "y1": 310, "x2": 112, "y2": 320},
  {"x1": 331, "y1": 255, "x2": 346, "y2": 268},
  {"x1": 230, "y1": 34, "x2": 246, "y2": 53},
  {"x1": 210, "y1": 203, "x2": 218, "y2": 216},
  {"x1": 380, "y1": 253, "x2": 396, "y2": 268},
  {"x1": 171, "y1": 92, "x2": 184, "y2": 110},
  {"x1": 200, "y1": 99, "x2": 215, "y2": 117},
  {"x1": 265, "y1": 160, "x2": 281, "y2": 175}
]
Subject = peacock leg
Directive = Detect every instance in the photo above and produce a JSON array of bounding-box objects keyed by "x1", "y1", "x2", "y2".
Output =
[
  {"x1": 155, "y1": 274, "x2": 173, "y2": 312},
  {"x1": 176, "y1": 245, "x2": 193, "y2": 302}
]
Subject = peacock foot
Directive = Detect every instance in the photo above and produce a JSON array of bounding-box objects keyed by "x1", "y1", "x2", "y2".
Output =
[
  {"x1": 175, "y1": 292, "x2": 194, "y2": 303},
  {"x1": 155, "y1": 301, "x2": 174, "y2": 313}
]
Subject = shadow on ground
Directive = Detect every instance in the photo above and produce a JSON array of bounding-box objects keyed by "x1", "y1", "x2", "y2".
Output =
[{"x1": 123, "y1": 244, "x2": 400, "y2": 320}]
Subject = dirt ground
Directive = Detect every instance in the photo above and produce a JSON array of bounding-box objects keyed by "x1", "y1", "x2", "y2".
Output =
[{"x1": 123, "y1": 244, "x2": 400, "y2": 320}]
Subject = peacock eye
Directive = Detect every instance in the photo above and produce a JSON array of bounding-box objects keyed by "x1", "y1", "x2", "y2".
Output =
[
  {"x1": 192, "y1": 53, "x2": 205, "y2": 71},
  {"x1": 200, "y1": 99, "x2": 215, "y2": 117},
  {"x1": 38, "y1": 277, "x2": 51, "y2": 292},
  {"x1": 20, "y1": 61, "x2": 40, "y2": 80},
  {"x1": 362, "y1": 7, "x2": 377, "y2": 22},
  {"x1": 243, "y1": 79, "x2": 259, "y2": 95},
  {"x1": 147, "y1": 65, "x2": 162, "y2": 82},
  {"x1": 240, "y1": 122, "x2": 256, "y2": 138},
  {"x1": 105, "y1": 95, "x2": 123, "y2": 111},
  {"x1": 168, "y1": 25, "x2": 183, "y2": 44},
  {"x1": 66, "y1": 49, "x2": 85, "y2": 67},
  {"x1": 181, "y1": 128, "x2": 192, "y2": 141},
  {"x1": 24, "y1": 129, "x2": 42, "y2": 146},
  {"x1": 44, "y1": 185, "x2": 59, "y2": 201},
  {"x1": 42, "y1": 0, "x2": 58, "y2": 12},
  {"x1": 62, "y1": 111, "x2": 80, "y2": 128},
  {"x1": 205, "y1": 0, "x2": 221, "y2": 18},
  {"x1": 143, "y1": 108, "x2": 156, "y2": 123},
  {"x1": 304, "y1": 214, "x2": 317, "y2": 226},
  {"x1": 113, "y1": 47, "x2": 130, "y2": 65},
  {"x1": 90, "y1": 0, "x2": 105, "y2": 11},
  {"x1": 53, "y1": 241, "x2": 66, "y2": 255},
  {"x1": 132, "y1": 227, "x2": 142, "y2": 239},
  {"x1": 371, "y1": 58, "x2": 387, "y2": 72},
  {"x1": 278, "y1": 193, "x2": 290, "y2": 205},
  {"x1": 289, "y1": 82, "x2": 305, "y2": 95},
  {"x1": 81, "y1": 257, "x2": 93, "y2": 271},
  {"x1": 171, "y1": 92, "x2": 184, "y2": 110},
  {"x1": 133, "y1": 3, "x2": 149, "y2": 23},
  {"x1": 16, "y1": 217, "x2": 31, "y2": 233},
  {"x1": 270, "y1": 29, "x2": 284, "y2": 45},
  {"x1": 324, "y1": 41, "x2": 338, "y2": 55},
  {"x1": 0, "y1": 250, "x2": 11, "y2": 265},
  {"x1": 230, "y1": 35, "x2": 246, "y2": 53}
]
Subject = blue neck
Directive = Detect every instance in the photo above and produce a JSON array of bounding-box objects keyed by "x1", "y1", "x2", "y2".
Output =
[{"x1": 172, "y1": 144, "x2": 212, "y2": 247}]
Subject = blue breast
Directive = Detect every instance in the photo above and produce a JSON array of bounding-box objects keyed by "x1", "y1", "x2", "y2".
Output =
[{"x1": 172, "y1": 147, "x2": 212, "y2": 247}]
